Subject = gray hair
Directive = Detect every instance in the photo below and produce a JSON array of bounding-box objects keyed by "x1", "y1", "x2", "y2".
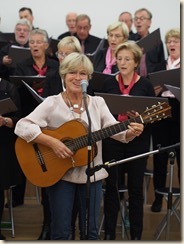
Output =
[
  {"x1": 29, "y1": 28, "x2": 49, "y2": 42},
  {"x1": 14, "y1": 18, "x2": 32, "y2": 31}
]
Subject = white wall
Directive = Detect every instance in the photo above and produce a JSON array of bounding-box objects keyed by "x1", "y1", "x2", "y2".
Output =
[{"x1": 0, "y1": 0, "x2": 180, "y2": 57}]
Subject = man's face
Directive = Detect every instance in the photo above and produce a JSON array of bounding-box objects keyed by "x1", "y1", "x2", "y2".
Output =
[
  {"x1": 19, "y1": 10, "x2": 34, "y2": 26},
  {"x1": 66, "y1": 13, "x2": 77, "y2": 34},
  {"x1": 133, "y1": 10, "x2": 151, "y2": 37},
  {"x1": 76, "y1": 19, "x2": 91, "y2": 41}
]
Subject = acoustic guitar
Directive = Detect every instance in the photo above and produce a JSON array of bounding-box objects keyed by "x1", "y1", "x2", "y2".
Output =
[{"x1": 15, "y1": 102, "x2": 171, "y2": 187}]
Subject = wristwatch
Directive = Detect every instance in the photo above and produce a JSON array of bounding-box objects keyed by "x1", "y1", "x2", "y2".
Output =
[{"x1": 4, "y1": 117, "x2": 8, "y2": 125}]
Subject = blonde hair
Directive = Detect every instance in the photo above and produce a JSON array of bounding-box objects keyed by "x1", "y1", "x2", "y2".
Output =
[
  {"x1": 59, "y1": 52, "x2": 93, "y2": 80},
  {"x1": 57, "y1": 36, "x2": 82, "y2": 53},
  {"x1": 115, "y1": 41, "x2": 143, "y2": 67},
  {"x1": 107, "y1": 21, "x2": 129, "y2": 40},
  {"x1": 165, "y1": 28, "x2": 180, "y2": 43}
]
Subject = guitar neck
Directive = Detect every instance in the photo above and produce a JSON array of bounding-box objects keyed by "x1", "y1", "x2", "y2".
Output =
[{"x1": 69, "y1": 116, "x2": 142, "y2": 151}]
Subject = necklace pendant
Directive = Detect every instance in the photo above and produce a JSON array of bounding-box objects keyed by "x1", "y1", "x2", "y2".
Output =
[{"x1": 73, "y1": 104, "x2": 79, "y2": 109}]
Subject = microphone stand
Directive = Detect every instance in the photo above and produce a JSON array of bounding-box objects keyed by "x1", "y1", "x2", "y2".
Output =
[
  {"x1": 87, "y1": 143, "x2": 180, "y2": 175},
  {"x1": 83, "y1": 91, "x2": 92, "y2": 240}
]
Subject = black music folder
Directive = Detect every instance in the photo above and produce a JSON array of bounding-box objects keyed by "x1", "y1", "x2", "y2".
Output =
[
  {"x1": 10, "y1": 75, "x2": 46, "y2": 90},
  {"x1": 0, "y1": 98, "x2": 17, "y2": 115},
  {"x1": 164, "y1": 84, "x2": 180, "y2": 102},
  {"x1": 7, "y1": 45, "x2": 31, "y2": 67},
  {"x1": 48, "y1": 38, "x2": 59, "y2": 56},
  {"x1": 86, "y1": 38, "x2": 106, "y2": 57},
  {"x1": 95, "y1": 93, "x2": 168, "y2": 114},
  {"x1": 0, "y1": 32, "x2": 15, "y2": 42},
  {"x1": 136, "y1": 28, "x2": 161, "y2": 53},
  {"x1": 90, "y1": 71, "x2": 118, "y2": 92},
  {"x1": 22, "y1": 80, "x2": 44, "y2": 104},
  {"x1": 148, "y1": 68, "x2": 180, "y2": 91}
]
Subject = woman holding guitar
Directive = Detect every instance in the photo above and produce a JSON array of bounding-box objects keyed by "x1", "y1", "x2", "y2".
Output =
[{"x1": 14, "y1": 52, "x2": 144, "y2": 240}]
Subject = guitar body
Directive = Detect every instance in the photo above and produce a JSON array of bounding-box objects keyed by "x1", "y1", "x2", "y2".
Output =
[{"x1": 15, "y1": 120, "x2": 96, "y2": 187}]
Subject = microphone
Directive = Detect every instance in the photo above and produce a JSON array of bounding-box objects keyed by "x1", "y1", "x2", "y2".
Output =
[{"x1": 80, "y1": 80, "x2": 88, "y2": 97}]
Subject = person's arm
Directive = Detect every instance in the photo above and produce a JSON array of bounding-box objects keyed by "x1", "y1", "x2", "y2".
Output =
[{"x1": 32, "y1": 132, "x2": 73, "y2": 159}]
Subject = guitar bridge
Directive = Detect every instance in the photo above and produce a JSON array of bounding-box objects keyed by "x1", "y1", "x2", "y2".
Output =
[{"x1": 70, "y1": 157, "x2": 75, "y2": 167}]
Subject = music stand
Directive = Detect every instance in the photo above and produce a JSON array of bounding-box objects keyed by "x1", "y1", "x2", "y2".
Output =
[
  {"x1": 148, "y1": 68, "x2": 180, "y2": 92},
  {"x1": 164, "y1": 85, "x2": 180, "y2": 102},
  {"x1": 94, "y1": 93, "x2": 169, "y2": 114}
]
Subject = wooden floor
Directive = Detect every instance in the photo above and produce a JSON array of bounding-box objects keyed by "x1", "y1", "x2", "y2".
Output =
[{"x1": 1, "y1": 156, "x2": 181, "y2": 242}]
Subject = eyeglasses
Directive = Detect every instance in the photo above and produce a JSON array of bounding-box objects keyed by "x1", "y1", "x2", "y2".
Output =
[
  {"x1": 55, "y1": 52, "x2": 68, "y2": 59},
  {"x1": 108, "y1": 34, "x2": 124, "y2": 39},
  {"x1": 116, "y1": 57, "x2": 134, "y2": 63},
  {"x1": 134, "y1": 16, "x2": 150, "y2": 21},
  {"x1": 166, "y1": 40, "x2": 180, "y2": 45},
  {"x1": 29, "y1": 40, "x2": 46, "y2": 45}
]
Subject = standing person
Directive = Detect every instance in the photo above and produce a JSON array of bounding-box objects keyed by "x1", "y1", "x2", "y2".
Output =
[
  {"x1": 0, "y1": 18, "x2": 31, "y2": 81},
  {"x1": 118, "y1": 11, "x2": 134, "y2": 37},
  {"x1": 0, "y1": 78, "x2": 24, "y2": 240},
  {"x1": 100, "y1": 41, "x2": 155, "y2": 240},
  {"x1": 151, "y1": 28, "x2": 180, "y2": 212},
  {"x1": 58, "y1": 12, "x2": 77, "y2": 40},
  {"x1": 130, "y1": 8, "x2": 165, "y2": 76},
  {"x1": 74, "y1": 14, "x2": 102, "y2": 55},
  {"x1": 14, "y1": 52, "x2": 144, "y2": 240},
  {"x1": 10, "y1": 28, "x2": 59, "y2": 240},
  {"x1": 40, "y1": 35, "x2": 82, "y2": 240},
  {"x1": 93, "y1": 21, "x2": 129, "y2": 74}
]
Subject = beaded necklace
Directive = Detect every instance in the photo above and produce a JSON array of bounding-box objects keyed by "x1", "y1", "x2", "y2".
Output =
[{"x1": 64, "y1": 92, "x2": 84, "y2": 118}]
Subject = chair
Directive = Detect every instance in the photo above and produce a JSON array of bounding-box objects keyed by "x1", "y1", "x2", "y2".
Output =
[
  {"x1": 143, "y1": 169, "x2": 153, "y2": 204},
  {"x1": 1, "y1": 185, "x2": 16, "y2": 237},
  {"x1": 98, "y1": 185, "x2": 128, "y2": 239},
  {"x1": 154, "y1": 149, "x2": 180, "y2": 240},
  {"x1": 154, "y1": 187, "x2": 180, "y2": 240}
]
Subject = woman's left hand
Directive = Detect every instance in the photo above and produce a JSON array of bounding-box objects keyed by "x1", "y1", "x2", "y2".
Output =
[{"x1": 128, "y1": 122, "x2": 144, "y2": 137}]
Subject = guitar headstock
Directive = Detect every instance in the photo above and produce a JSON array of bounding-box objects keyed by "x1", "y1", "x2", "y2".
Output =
[{"x1": 141, "y1": 102, "x2": 172, "y2": 124}]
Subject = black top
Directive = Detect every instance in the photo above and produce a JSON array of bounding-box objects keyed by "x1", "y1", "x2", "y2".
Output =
[
  {"x1": 93, "y1": 48, "x2": 119, "y2": 74},
  {"x1": 129, "y1": 33, "x2": 166, "y2": 74},
  {"x1": 0, "y1": 78, "x2": 24, "y2": 190},
  {"x1": 0, "y1": 41, "x2": 29, "y2": 81},
  {"x1": 101, "y1": 75, "x2": 155, "y2": 154},
  {"x1": 14, "y1": 56, "x2": 59, "y2": 116},
  {"x1": 74, "y1": 33, "x2": 102, "y2": 55},
  {"x1": 58, "y1": 31, "x2": 75, "y2": 40}
]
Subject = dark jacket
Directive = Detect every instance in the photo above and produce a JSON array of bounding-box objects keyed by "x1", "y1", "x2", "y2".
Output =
[
  {"x1": 14, "y1": 56, "x2": 59, "y2": 116},
  {"x1": 129, "y1": 33, "x2": 166, "y2": 74},
  {"x1": 74, "y1": 33, "x2": 102, "y2": 54},
  {"x1": 0, "y1": 78, "x2": 24, "y2": 190}
]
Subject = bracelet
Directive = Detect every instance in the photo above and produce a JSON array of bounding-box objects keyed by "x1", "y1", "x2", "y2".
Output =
[{"x1": 4, "y1": 117, "x2": 8, "y2": 126}]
